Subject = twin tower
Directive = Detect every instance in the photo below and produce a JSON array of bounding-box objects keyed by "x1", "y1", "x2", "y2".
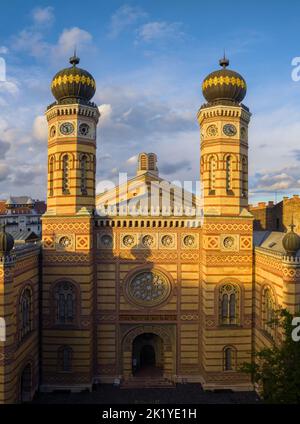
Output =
[
  {"x1": 40, "y1": 54, "x2": 253, "y2": 391},
  {"x1": 45, "y1": 54, "x2": 251, "y2": 217}
]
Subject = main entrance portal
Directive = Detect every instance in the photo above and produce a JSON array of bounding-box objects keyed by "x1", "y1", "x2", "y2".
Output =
[
  {"x1": 122, "y1": 325, "x2": 174, "y2": 381},
  {"x1": 132, "y1": 333, "x2": 163, "y2": 377}
]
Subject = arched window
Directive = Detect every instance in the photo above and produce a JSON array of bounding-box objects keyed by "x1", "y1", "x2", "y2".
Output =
[
  {"x1": 49, "y1": 157, "x2": 54, "y2": 197},
  {"x1": 20, "y1": 287, "x2": 33, "y2": 340},
  {"x1": 62, "y1": 155, "x2": 69, "y2": 194},
  {"x1": 262, "y1": 288, "x2": 275, "y2": 335},
  {"x1": 140, "y1": 154, "x2": 147, "y2": 170},
  {"x1": 80, "y1": 155, "x2": 87, "y2": 195},
  {"x1": 241, "y1": 157, "x2": 247, "y2": 198},
  {"x1": 209, "y1": 156, "x2": 216, "y2": 193},
  {"x1": 223, "y1": 346, "x2": 236, "y2": 371},
  {"x1": 58, "y1": 346, "x2": 73, "y2": 372},
  {"x1": 55, "y1": 282, "x2": 76, "y2": 324},
  {"x1": 148, "y1": 153, "x2": 156, "y2": 171},
  {"x1": 220, "y1": 283, "x2": 239, "y2": 325},
  {"x1": 225, "y1": 155, "x2": 232, "y2": 192}
]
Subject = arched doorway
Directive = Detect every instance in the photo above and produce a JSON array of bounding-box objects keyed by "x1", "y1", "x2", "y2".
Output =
[
  {"x1": 20, "y1": 363, "x2": 32, "y2": 402},
  {"x1": 122, "y1": 325, "x2": 174, "y2": 380},
  {"x1": 132, "y1": 333, "x2": 163, "y2": 377}
]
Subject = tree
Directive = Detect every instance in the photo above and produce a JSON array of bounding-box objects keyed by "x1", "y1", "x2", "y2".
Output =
[{"x1": 241, "y1": 309, "x2": 300, "y2": 403}]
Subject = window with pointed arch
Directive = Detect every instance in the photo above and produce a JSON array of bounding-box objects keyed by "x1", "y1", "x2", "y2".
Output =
[
  {"x1": 241, "y1": 157, "x2": 248, "y2": 198},
  {"x1": 223, "y1": 346, "x2": 237, "y2": 371},
  {"x1": 262, "y1": 287, "x2": 276, "y2": 336},
  {"x1": 62, "y1": 154, "x2": 70, "y2": 194},
  {"x1": 58, "y1": 345, "x2": 73, "y2": 372},
  {"x1": 80, "y1": 155, "x2": 88, "y2": 195},
  {"x1": 49, "y1": 156, "x2": 54, "y2": 197},
  {"x1": 225, "y1": 155, "x2": 232, "y2": 192},
  {"x1": 54, "y1": 281, "x2": 77, "y2": 325},
  {"x1": 19, "y1": 286, "x2": 33, "y2": 341},
  {"x1": 209, "y1": 156, "x2": 216, "y2": 194},
  {"x1": 219, "y1": 283, "x2": 240, "y2": 325}
]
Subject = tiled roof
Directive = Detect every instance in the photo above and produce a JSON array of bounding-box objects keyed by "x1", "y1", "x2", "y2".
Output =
[{"x1": 9, "y1": 229, "x2": 40, "y2": 241}]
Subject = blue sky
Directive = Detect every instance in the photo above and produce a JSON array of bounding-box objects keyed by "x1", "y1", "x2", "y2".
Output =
[{"x1": 1, "y1": 0, "x2": 300, "y2": 204}]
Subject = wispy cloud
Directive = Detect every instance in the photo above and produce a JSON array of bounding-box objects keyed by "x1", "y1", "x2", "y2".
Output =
[
  {"x1": 32, "y1": 6, "x2": 55, "y2": 27},
  {"x1": 108, "y1": 4, "x2": 147, "y2": 39},
  {"x1": 136, "y1": 21, "x2": 185, "y2": 43}
]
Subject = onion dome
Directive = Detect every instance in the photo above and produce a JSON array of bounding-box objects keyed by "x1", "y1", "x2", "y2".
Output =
[
  {"x1": 282, "y1": 222, "x2": 300, "y2": 256},
  {"x1": 51, "y1": 53, "x2": 96, "y2": 103},
  {"x1": 0, "y1": 225, "x2": 14, "y2": 257},
  {"x1": 202, "y1": 56, "x2": 247, "y2": 105}
]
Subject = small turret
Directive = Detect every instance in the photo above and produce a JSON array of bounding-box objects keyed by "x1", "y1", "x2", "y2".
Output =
[{"x1": 282, "y1": 220, "x2": 300, "y2": 257}]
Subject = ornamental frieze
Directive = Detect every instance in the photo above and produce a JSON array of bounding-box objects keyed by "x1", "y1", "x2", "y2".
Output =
[
  {"x1": 204, "y1": 254, "x2": 251, "y2": 265},
  {"x1": 97, "y1": 314, "x2": 117, "y2": 322},
  {"x1": 42, "y1": 222, "x2": 90, "y2": 233},
  {"x1": 119, "y1": 315, "x2": 177, "y2": 321},
  {"x1": 181, "y1": 314, "x2": 199, "y2": 321},
  {"x1": 203, "y1": 223, "x2": 252, "y2": 233},
  {"x1": 43, "y1": 253, "x2": 90, "y2": 264}
]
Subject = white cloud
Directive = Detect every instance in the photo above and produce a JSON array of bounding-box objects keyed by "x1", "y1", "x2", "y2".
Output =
[
  {"x1": 136, "y1": 21, "x2": 184, "y2": 43},
  {"x1": 127, "y1": 155, "x2": 138, "y2": 165},
  {"x1": 0, "y1": 81, "x2": 19, "y2": 95},
  {"x1": 32, "y1": 115, "x2": 47, "y2": 142},
  {"x1": 13, "y1": 29, "x2": 48, "y2": 58},
  {"x1": 98, "y1": 104, "x2": 112, "y2": 126},
  {"x1": 32, "y1": 6, "x2": 55, "y2": 26},
  {"x1": 56, "y1": 27, "x2": 93, "y2": 56},
  {"x1": 12, "y1": 26, "x2": 93, "y2": 61},
  {"x1": 108, "y1": 4, "x2": 147, "y2": 39}
]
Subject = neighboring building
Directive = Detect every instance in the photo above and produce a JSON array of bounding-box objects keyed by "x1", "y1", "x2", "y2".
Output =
[
  {"x1": 0, "y1": 196, "x2": 46, "y2": 238},
  {"x1": 249, "y1": 195, "x2": 300, "y2": 233},
  {"x1": 1, "y1": 54, "x2": 300, "y2": 403}
]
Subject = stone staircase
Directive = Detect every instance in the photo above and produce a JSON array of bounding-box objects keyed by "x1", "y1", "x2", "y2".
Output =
[{"x1": 121, "y1": 376, "x2": 175, "y2": 389}]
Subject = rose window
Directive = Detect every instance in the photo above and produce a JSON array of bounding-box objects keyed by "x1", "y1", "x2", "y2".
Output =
[{"x1": 127, "y1": 271, "x2": 171, "y2": 307}]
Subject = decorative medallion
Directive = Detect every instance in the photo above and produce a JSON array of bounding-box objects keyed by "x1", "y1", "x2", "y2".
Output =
[
  {"x1": 79, "y1": 123, "x2": 90, "y2": 136},
  {"x1": 123, "y1": 235, "x2": 135, "y2": 247},
  {"x1": 223, "y1": 124, "x2": 237, "y2": 137},
  {"x1": 142, "y1": 235, "x2": 154, "y2": 248},
  {"x1": 60, "y1": 122, "x2": 74, "y2": 135},
  {"x1": 223, "y1": 236, "x2": 235, "y2": 249},
  {"x1": 206, "y1": 124, "x2": 218, "y2": 137},
  {"x1": 126, "y1": 270, "x2": 171, "y2": 307},
  {"x1": 58, "y1": 236, "x2": 72, "y2": 249},
  {"x1": 100, "y1": 234, "x2": 113, "y2": 248},
  {"x1": 161, "y1": 234, "x2": 174, "y2": 247},
  {"x1": 183, "y1": 235, "x2": 195, "y2": 247}
]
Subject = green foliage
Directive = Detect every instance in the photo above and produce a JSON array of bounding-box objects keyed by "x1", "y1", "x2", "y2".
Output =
[{"x1": 241, "y1": 309, "x2": 300, "y2": 403}]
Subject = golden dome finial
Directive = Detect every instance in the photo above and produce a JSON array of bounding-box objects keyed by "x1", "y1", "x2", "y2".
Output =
[
  {"x1": 69, "y1": 47, "x2": 80, "y2": 67},
  {"x1": 219, "y1": 50, "x2": 229, "y2": 68}
]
